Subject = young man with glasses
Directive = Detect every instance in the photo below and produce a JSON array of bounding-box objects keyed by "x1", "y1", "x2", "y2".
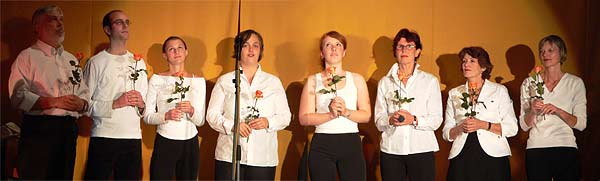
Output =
[{"x1": 83, "y1": 10, "x2": 147, "y2": 180}]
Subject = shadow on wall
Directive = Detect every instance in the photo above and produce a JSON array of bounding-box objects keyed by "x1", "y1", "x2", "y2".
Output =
[
  {"x1": 364, "y1": 36, "x2": 395, "y2": 181},
  {"x1": 195, "y1": 37, "x2": 235, "y2": 180},
  {"x1": 272, "y1": 39, "x2": 310, "y2": 180},
  {"x1": 434, "y1": 53, "x2": 462, "y2": 180},
  {"x1": 345, "y1": 35, "x2": 372, "y2": 76},
  {"x1": 1, "y1": 17, "x2": 35, "y2": 127},
  {"x1": 1, "y1": 17, "x2": 35, "y2": 180},
  {"x1": 499, "y1": 44, "x2": 535, "y2": 180},
  {"x1": 280, "y1": 81, "x2": 307, "y2": 180}
]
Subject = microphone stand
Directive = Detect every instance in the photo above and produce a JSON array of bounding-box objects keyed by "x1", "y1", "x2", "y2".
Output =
[{"x1": 231, "y1": 0, "x2": 242, "y2": 180}]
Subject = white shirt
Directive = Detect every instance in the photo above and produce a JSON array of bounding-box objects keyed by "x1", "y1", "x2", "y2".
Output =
[
  {"x1": 314, "y1": 71, "x2": 359, "y2": 134},
  {"x1": 374, "y1": 63, "x2": 443, "y2": 155},
  {"x1": 8, "y1": 40, "x2": 89, "y2": 117},
  {"x1": 206, "y1": 66, "x2": 291, "y2": 167},
  {"x1": 443, "y1": 80, "x2": 518, "y2": 159},
  {"x1": 519, "y1": 73, "x2": 586, "y2": 149},
  {"x1": 144, "y1": 74, "x2": 206, "y2": 140},
  {"x1": 83, "y1": 50, "x2": 148, "y2": 139}
]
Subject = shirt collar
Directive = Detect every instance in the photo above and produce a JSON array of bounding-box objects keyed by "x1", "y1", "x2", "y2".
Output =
[
  {"x1": 387, "y1": 62, "x2": 421, "y2": 81},
  {"x1": 34, "y1": 39, "x2": 64, "y2": 57},
  {"x1": 240, "y1": 64, "x2": 264, "y2": 76}
]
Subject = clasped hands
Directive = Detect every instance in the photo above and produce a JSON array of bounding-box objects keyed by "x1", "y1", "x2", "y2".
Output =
[
  {"x1": 388, "y1": 109, "x2": 415, "y2": 127},
  {"x1": 457, "y1": 117, "x2": 488, "y2": 133},
  {"x1": 236, "y1": 118, "x2": 269, "y2": 137},
  {"x1": 50, "y1": 95, "x2": 87, "y2": 112},
  {"x1": 113, "y1": 90, "x2": 145, "y2": 109},
  {"x1": 164, "y1": 101, "x2": 195, "y2": 121},
  {"x1": 328, "y1": 97, "x2": 351, "y2": 118},
  {"x1": 531, "y1": 99, "x2": 560, "y2": 116}
]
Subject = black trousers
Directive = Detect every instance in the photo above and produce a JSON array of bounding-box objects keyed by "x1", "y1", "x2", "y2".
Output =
[
  {"x1": 17, "y1": 115, "x2": 77, "y2": 180},
  {"x1": 380, "y1": 151, "x2": 435, "y2": 181},
  {"x1": 526, "y1": 147, "x2": 580, "y2": 181},
  {"x1": 308, "y1": 133, "x2": 366, "y2": 181},
  {"x1": 150, "y1": 133, "x2": 199, "y2": 180},
  {"x1": 84, "y1": 137, "x2": 141, "y2": 180},
  {"x1": 214, "y1": 160, "x2": 276, "y2": 180},
  {"x1": 447, "y1": 133, "x2": 511, "y2": 181}
]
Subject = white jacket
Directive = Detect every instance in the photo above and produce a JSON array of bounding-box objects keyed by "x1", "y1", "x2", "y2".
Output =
[{"x1": 443, "y1": 80, "x2": 518, "y2": 159}]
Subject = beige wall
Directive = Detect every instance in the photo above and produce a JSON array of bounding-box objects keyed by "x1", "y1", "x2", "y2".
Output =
[{"x1": 2, "y1": 1, "x2": 593, "y2": 180}]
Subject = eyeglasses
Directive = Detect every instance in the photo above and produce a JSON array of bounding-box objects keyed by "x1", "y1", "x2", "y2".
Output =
[
  {"x1": 112, "y1": 19, "x2": 131, "y2": 26},
  {"x1": 396, "y1": 44, "x2": 416, "y2": 50}
]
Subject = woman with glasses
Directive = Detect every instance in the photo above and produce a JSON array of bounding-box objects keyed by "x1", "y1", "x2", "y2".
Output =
[
  {"x1": 144, "y1": 36, "x2": 206, "y2": 180},
  {"x1": 442, "y1": 47, "x2": 518, "y2": 181},
  {"x1": 519, "y1": 35, "x2": 586, "y2": 180},
  {"x1": 299, "y1": 31, "x2": 371, "y2": 181},
  {"x1": 374, "y1": 28, "x2": 442, "y2": 181}
]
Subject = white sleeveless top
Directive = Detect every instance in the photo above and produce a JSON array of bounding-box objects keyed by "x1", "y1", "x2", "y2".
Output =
[{"x1": 314, "y1": 71, "x2": 359, "y2": 134}]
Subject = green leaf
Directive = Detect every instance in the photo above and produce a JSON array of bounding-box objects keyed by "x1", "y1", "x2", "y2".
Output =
[
  {"x1": 167, "y1": 98, "x2": 178, "y2": 103},
  {"x1": 462, "y1": 92, "x2": 470, "y2": 98},
  {"x1": 318, "y1": 89, "x2": 330, "y2": 94},
  {"x1": 461, "y1": 103, "x2": 469, "y2": 109}
]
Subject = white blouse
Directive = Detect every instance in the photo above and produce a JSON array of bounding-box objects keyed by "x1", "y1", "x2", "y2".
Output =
[
  {"x1": 374, "y1": 63, "x2": 443, "y2": 155},
  {"x1": 314, "y1": 71, "x2": 359, "y2": 134},
  {"x1": 519, "y1": 73, "x2": 587, "y2": 149},
  {"x1": 206, "y1": 66, "x2": 291, "y2": 167},
  {"x1": 443, "y1": 80, "x2": 518, "y2": 159},
  {"x1": 144, "y1": 74, "x2": 206, "y2": 140}
]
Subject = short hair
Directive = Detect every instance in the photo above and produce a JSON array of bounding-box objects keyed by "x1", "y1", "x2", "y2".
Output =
[
  {"x1": 538, "y1": 35, "x2": 567, "y2": 64},
  {"x1": 392, "y1": 28, "x2": 422, "y2": 59},
  {"x1": 162, "y1": 36, "x2": 188, "y2": 53},
  {"x1": 458, "y1": 46, "x2": 493, "y2": 80},
  {"x1": 319, "y1": 31, "x2": 347, "y2": 51},
  {"x1": 233, "y1": 29, "x2": 264, "y2": 61},
  {"x1": 32, "y1": 5, "x2": 60, "y2": 28},
  {"x1": 102, "y1": 10, "x2": 124, "y2": 29}
]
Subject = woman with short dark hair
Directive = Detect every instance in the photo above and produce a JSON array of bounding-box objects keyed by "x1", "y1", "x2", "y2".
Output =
[
  {"x1": 206, "y1": 29, "x2": 291, "y2": 180},
  {"x1": 374, "y1": 28, "x2": 442, "y2": 181},
  {"x1": 443, "y1": 46, "x2": 518, "y2": 181}
]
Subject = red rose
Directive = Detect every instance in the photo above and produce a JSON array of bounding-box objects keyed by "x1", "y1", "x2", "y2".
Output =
[
  {"x1": 75, "y1": 52, "x2": 84, "y2": 60},
  {"x1": 133, "y1": 53, "x2": 143, "y2": 61},
  {"x1": 255, "y1": 90, "x2": 263, "y2": 99},
  {"x1": 534, "y1": 66, "x2": 543, "y2": 74}
]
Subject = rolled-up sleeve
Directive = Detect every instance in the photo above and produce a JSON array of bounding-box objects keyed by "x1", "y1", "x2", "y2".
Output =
[
  {"x1": 8, "y1": 53, "x2": 39, "y2": 112},
  {"x1": 415, "y1": 79, "x2": 443, "y2": 131},
  {"x1": 83, "y1": 58, "x2": 114, "y2": 118},
  {"x1": 190, "y1": 79, "x2": 206, "y2": 126},
  {"x1": 265, "y1": 80, "x2": 291, "y2": 132},
  {"x1": 206, "y1": 77, "x2": 234, "y2": 135},
  {"x1": 498, "y1": 86, "x2": 518, "y2": 137},
  {"x1": 443, "y1": 91, "x2": 457, "y2": 142},
  {"x1": 571, "y1": 79, "x2": 587, "y2": 131},
  {"x1": 374, "y1": 79, "x2": 393, "y2": 132}
]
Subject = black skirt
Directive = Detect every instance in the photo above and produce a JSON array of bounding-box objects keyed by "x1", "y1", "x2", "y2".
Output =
[{"x1": 447, "y1": 132, "x2": 511, "y2": 181}]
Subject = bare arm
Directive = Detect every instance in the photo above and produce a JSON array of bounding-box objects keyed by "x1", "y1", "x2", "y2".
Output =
[{"x1": 298, "y1": 75, "x2": 336, "y2": 126}]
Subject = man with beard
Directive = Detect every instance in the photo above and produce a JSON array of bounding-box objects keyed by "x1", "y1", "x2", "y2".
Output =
[{"x1": 8, "y1": 5, "x2": 89, "y2": 180}]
